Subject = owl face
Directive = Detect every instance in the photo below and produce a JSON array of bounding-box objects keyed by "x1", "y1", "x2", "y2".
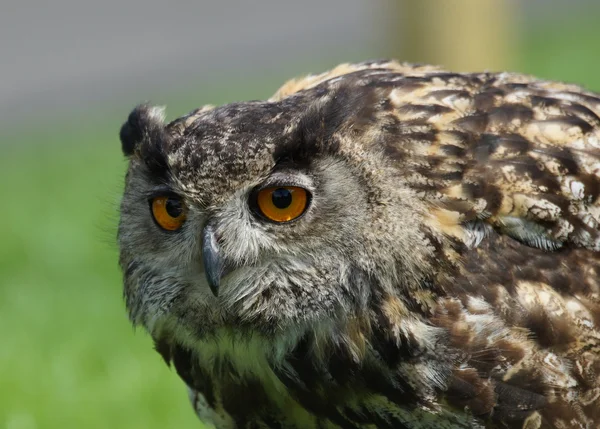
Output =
[{"x1": 118, "y1": 86, "x2": 429, "y2": 340}]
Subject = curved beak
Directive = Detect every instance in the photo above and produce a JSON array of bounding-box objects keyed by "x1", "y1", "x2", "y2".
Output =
[{"x1": 202, "y1": 223, "x2": 224, "y2": 297}]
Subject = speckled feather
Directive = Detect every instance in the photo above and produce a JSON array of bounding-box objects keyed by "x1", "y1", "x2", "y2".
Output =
[{"x1": 118, "y1": 60, "x2": 600, "y2": 428}]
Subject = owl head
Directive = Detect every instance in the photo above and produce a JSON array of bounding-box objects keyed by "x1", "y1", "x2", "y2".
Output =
[{"x1": 117, "y1": 79, "x2": 435, "y2": 344}]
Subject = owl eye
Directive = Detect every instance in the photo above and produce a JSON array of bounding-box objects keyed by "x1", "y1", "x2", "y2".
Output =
[
  {"x1": 254, "y1": 186, "x2": 310, "y2": 223},
  {"x1": 151, "y1": 196, "x2": 187, "y2": 231}
]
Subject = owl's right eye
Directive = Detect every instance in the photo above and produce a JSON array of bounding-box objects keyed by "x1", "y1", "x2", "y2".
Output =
[{"x1": 150, "y1": 196, "x2": 187, "y2": 231}]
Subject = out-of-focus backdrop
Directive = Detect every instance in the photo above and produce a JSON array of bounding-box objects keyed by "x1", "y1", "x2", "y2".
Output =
[{"x1": 2, "y1": 1, "x2": 599, "y2": 428}]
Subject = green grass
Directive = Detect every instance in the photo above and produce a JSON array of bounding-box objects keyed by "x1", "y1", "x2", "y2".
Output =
[
  {"x1": 0, "y1": 134, "x2": 202, "y2": 428},
  {"x1": 518, "y1": 11, "x2": 600, "y2": 90},
  {"x1": 2, "y1": 15, "x2": 600, "y2": 429}
]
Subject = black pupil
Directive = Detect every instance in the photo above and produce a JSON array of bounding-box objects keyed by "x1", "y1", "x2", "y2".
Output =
[
  {"x1": 271, "y1": 188, "x2": 293, "y2": 209},
  {"x1": 165, "y1": 198, "x2": 183, "y2": 218}
]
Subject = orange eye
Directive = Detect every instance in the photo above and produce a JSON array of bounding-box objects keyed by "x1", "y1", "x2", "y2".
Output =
[
  {"x1": 255, "y1": 186, "x2": 309, "y2": 223},
  {"x1": 151, "y1": 196, "x2": 187, "y2": 231}
]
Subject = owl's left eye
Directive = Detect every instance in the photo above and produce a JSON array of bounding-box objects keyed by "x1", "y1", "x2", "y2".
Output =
[
  {"x1": 253, "y1": 186, "x2": 310, "y2": 223},
  {"x1": 150, "y1": 196, "x2": 187, "y2": 231}
]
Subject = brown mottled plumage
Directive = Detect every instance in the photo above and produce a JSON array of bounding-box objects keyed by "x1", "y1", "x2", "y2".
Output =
[{"x1": 118, "y1": 60, "x2": 600, "y2": 428}]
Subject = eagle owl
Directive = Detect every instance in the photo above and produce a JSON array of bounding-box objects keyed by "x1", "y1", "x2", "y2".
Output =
[{"x1": 118, "y1": 60, "x2": 600, "y2": 428}]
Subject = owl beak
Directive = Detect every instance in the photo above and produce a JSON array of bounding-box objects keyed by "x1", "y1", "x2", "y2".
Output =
[{"x1": 202, "y1": 223, "x2": 224, "y2": 297}]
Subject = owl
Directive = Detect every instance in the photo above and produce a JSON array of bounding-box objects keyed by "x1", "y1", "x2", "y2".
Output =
[{"x1": 118, "y1": 60, "x2": 600, "y2": 428}]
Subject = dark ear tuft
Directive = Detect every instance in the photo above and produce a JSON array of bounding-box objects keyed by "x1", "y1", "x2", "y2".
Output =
[{"x1": 120, "y1": 104, "x2": 166, "y2": 156}]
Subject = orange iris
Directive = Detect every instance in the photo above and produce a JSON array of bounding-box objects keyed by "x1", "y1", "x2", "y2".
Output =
[
  {"x1": 256, "y1": 186, "x2": 309, "y2": 222},
  {"x1": 151, "y1": 196, "x2": 187, "y2": 231}
]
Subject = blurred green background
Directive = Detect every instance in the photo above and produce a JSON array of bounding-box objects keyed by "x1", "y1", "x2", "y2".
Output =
[{"x1": 1, "y1": 1, "x2": 600, "y2": 428}]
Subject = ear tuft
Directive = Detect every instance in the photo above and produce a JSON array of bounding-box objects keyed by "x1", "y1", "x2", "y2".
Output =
[{"x1": 119, "y1": 104, "x2": 166, "y2": 156}]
